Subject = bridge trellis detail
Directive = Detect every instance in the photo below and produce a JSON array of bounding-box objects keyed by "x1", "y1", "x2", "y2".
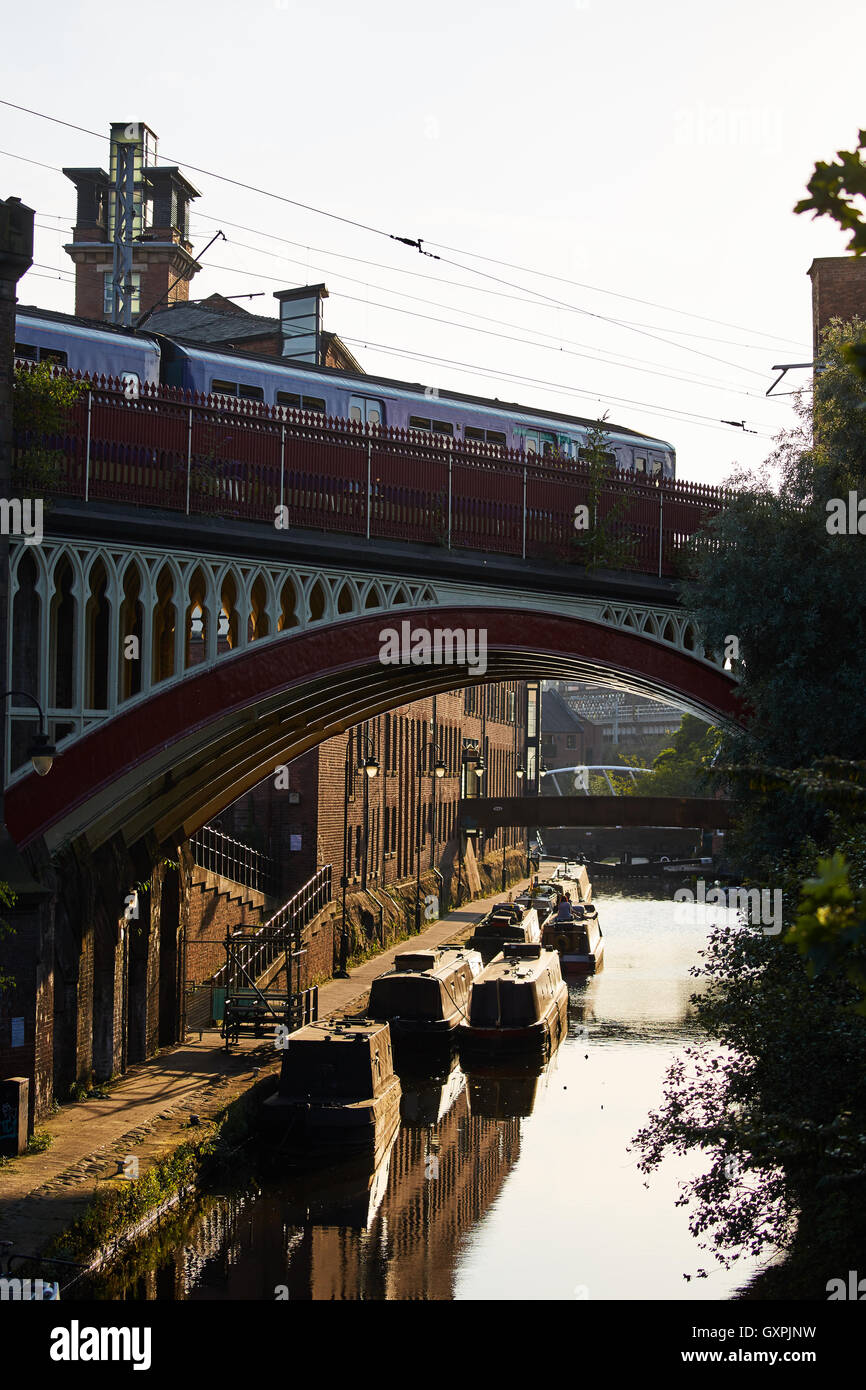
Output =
[{"x1": 6, "y1": 533, "x2": 727, "y2": 787}]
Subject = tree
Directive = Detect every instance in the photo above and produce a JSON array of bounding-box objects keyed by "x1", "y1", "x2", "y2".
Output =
[
  {"x1": 679, "y1": 317, "x2": 866, "y2": 874},
  {"x1": 795, "y1": 128, "x2": 866, "y2": 254},
  {"x1": 572, "y1": 415, "x2": 637, "y2": 572},
  {"x1": 12, "y1": 362, "x2": 87, "y2": 497},
  {"x1": 632, "y1": 319, "x2": 866, "y2": 1290},
  {"x1": 624, "y1": 714, "x2": 720, "y2": 798}
]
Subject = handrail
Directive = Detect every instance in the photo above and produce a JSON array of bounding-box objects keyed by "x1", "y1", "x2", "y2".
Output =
[
  {"x1": 191, "y1": 823, "x2": 277, "y2": 897},
  {"x1": 215, "y1": 863, "x2": 333, "y2": 989}
]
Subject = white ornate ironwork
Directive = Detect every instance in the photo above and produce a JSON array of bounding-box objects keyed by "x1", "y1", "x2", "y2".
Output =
[{"x1": 6, "y1": 536, "x2": 728, "y2": 787}]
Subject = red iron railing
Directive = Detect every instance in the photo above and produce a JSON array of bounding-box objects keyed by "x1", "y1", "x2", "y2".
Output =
[{"x1": 14, "y1": 365, "x2": 733, "y2": 576}]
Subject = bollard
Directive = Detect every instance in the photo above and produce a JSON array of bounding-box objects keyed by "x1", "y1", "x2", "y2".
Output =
[{"x1": 0, "y1": 1078, "x2": 30, "y2": 1156}]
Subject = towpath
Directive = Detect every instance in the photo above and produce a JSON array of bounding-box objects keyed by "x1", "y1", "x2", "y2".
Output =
[{"x1": 0, "y1": 873, "x2": 533, "y2": 1262}]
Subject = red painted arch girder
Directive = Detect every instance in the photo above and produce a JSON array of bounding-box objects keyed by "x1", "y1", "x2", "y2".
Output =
[{"x1": 5, "y1": 607, "x2": 742, "y2": 851}]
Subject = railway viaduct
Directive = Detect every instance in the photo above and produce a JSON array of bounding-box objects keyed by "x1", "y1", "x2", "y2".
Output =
[{"x1": 0, "y1": 366, "x2": 742, "y2": 1125}]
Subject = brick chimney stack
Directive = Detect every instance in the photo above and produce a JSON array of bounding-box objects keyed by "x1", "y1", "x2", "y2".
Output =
[{"x1": 808, "y1": 256, "x2": 866, "y2": 356}]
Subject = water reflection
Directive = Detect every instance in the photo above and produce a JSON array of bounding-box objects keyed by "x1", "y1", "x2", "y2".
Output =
[{"x1": 86, "y1": 889, "x2": 757, "y2": 1301}]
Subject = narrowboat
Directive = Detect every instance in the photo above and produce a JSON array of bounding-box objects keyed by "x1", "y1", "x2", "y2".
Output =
[
  {"x1": 262, "y1": 1017, "x2": 401, "y2": 1168},
  {"x1": 467, "y1": 901, "x2": 541, "y2": 961},
  {"x1": 367, "y1": 946, "x2": 481, "y2": 1040},
  {"x1": 541, "y1": 901, "x2": 605, "y2": 976},
  {"x1": 459, "y1": 943, "x2": 569, "y2": 1058}
]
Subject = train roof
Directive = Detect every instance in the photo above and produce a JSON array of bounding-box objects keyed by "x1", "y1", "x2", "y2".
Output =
[
  {"x1": 16, "y1": 304, "x2": 162, "y2": 348},
  {"x1": 164, "y1": 335, "x2": 675, "y2": 450}
]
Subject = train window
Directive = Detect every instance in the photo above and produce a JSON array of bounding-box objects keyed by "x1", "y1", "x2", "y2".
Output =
[
  {"x1": 238, "y1": 384, "x2": 264, "y2": 401},
  {"x1": 465, "y1": 426, "x2": 484, "y2": 441},
  {"x1": 579, "y1": 446, "x2": 617, "y2": 467},
  {"x1": 277, "y1": 391, "x2": 301, "y2": 408},
  {"x1": 432, "y1": 420, "x2": 453, "y2": 436},
  {"x1": 648, "y1": 457, "x2": 662, "y2": 478},
  {"x1": 303, "y1": 396, "x2": 325, "y2": 413},
  {"x1": 349, "y1": 395, "x2": 385, "y2": 427},
  {"x1": 211, "y1": 379, "x2": 238, "y2": 395},
  {"x1": 42, "y1": 349, "x2": 68, "y2": 366},
  {"x1": 525, "y1": 432, "x2": 538, "y2": 453},
  {"x1": 14, "y1": 342, "x2": 38, "y2": 360},
  {"x1": 409, "y1": 416, "x2": 431, "y2": 431},
  {"x1": 486, "y1": 430, "x2": 506, "y2": 445},
  {"x1": 634, "y1": 456, "x2": 647, "y2": 474}
]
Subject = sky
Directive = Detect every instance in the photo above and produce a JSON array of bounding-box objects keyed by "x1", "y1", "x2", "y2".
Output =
[{"x1": 2, "y1": 0, "x2": 864, "y2": 486}]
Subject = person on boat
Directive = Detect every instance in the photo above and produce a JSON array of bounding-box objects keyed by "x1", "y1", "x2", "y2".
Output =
[{"x1": 555, "y1": 893, "x2": 574, "y2": 922}]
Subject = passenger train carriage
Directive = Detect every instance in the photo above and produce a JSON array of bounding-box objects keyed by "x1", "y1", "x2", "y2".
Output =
[{"x1": 15, "y1": 305, "x2": 676, "y2": 478}]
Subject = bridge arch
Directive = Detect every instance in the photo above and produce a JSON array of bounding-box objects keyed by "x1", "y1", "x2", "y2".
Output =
[{"x1": 5, "y1": 600, "x2": 742, "y2": 857}]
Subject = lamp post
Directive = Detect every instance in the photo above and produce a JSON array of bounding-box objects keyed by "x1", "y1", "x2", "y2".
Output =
[
  {"x1": 415, "y1": 729, "x2": 446, "y2": 932},
  {"x1": 1, "y1": 691, "x2": 56, "y2": 776},
  {"x1": 338, "y1": 731, "x2": 379, "y2": 978}
]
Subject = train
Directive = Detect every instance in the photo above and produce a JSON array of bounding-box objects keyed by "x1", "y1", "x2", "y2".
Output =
[{"x1": 14, "y1": 304, "x2": 676, "y2": 479}]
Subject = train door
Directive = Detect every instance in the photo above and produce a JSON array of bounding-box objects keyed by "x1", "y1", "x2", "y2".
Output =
[{"x1": 349, "y1": 395, "x2": 385, "y2": 428}]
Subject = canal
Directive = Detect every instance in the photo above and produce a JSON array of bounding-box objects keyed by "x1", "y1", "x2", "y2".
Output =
[{"x1": 86, "y1": 881, "x2": 761, "y2": 1301}]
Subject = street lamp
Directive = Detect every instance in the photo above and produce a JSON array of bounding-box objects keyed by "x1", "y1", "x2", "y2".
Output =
[
  {"x1": 415, "y1": 736, "x2": 446, "y2": 932},
  {"x1": 338, "y1": 732, "x2": 379, "y2": 978},
  {"x1": 1, "y1": 691, "x2": 56, "y2": 776}
]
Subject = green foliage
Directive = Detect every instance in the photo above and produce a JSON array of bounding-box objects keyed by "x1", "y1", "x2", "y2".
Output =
[
  {"x1": 787, "y1": 852, "x2": 866, "y2": 1011},
  {"x1": 624, "y1": 714, "x2": 720, "y2": 798},
  {"x1": 0, "y1": 880, "x2": 17, "y2": 996},
  {"x1": 572, "y1": 416, "x2": 637, "y2": 572},
  {"x1": 12, "y1": 362, "x2": 88, "y2": 496},
  {"x1": 25, "y1": 1129, "x2": 53, "y2": 1154},
  {"x1": 795, "y1": 128, "x2": 866, "y2": 254}
]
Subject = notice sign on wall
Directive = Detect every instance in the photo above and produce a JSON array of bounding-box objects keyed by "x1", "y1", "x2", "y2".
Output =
[
  {"x1": 11, "y1": 1017, "x2": 24, "y2": 1048},
  {"x1": 289, "y1": 834, "x2": 302, "y2": 852}
]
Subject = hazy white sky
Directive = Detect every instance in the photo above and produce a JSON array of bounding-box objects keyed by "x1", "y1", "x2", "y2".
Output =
[{"x1": 2, "y1": 0, "x2": 864, "y2": 484}]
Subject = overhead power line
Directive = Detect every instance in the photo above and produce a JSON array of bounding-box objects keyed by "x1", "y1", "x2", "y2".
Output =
[{"x1": 0, "y1": 99, "x2": 810, "y2": 364}]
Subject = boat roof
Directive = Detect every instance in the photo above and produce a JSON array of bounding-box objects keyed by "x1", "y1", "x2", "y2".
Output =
[
  {"x1": 290, "y1": 1016, "x2": 390, "y2": 1045},
  {"x1": 475, "y1": 947, "x2": 560, "y2": 983},
  {"x1": 386, "y1": 947, "x2": 480, "y2": 981}
]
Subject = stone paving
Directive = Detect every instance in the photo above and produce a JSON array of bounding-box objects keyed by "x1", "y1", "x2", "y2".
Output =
[{"x1": 0, "y1": 875, "x2": 530, "y2": 1263}]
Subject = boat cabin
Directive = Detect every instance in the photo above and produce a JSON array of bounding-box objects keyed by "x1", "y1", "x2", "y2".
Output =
[
  {"x1": 460, "y1": 944, "x2": 569, "y2": 1055},
  {"x1": 468, "y1": 902, "x2": 541, "y2": 960},
  {"x1": 368, "y1": 946, "x2": 482, "y2": 1036},
  {"x1": 541, "y1": 905, "x2": 604, "y2": 975},
  {"x1": 276, "y1": 1017, "x2": 397, "y2": 1101}
]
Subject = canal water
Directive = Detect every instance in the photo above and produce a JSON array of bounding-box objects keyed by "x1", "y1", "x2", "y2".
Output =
[{"x1": 87, "y1": 884, "x2": 761, "y2": 1301}]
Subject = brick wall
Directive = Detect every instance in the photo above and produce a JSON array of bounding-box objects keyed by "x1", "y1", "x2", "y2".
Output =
[
  {"x1": 808, "y1": 256, "x2": 866, "y2": 354},
  {"x1": 185, "y1": 870, "x2": 267, "y2": 985}
]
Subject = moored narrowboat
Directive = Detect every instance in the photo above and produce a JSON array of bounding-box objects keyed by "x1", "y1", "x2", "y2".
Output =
[
  {"x1": 541, "y1": 901, "x2": 604, "y2": 976},
  {"x1": 467, "y1": 901, "x2": 541, "y2": 961},
  {"x1": 459, "y1": 943, "x2": 569, "y2": 1058},
  {"x1": 262, "y1": 1017, "x2": 401, "y2": 1169},
  {"x1": 368, "y1": 946, "x2": 481, "y2": 1040}
]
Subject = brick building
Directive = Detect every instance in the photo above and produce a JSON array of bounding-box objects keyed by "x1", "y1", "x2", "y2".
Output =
[
  {"x1": 219, "y1": 681, "x2": 527, "y2": 904},
  {"x1": 539, "y1": 684, "x2": 597, "y2": 771},
  {"x1": 63, "y1": 122, "x2": 201, "y2": 324}
]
